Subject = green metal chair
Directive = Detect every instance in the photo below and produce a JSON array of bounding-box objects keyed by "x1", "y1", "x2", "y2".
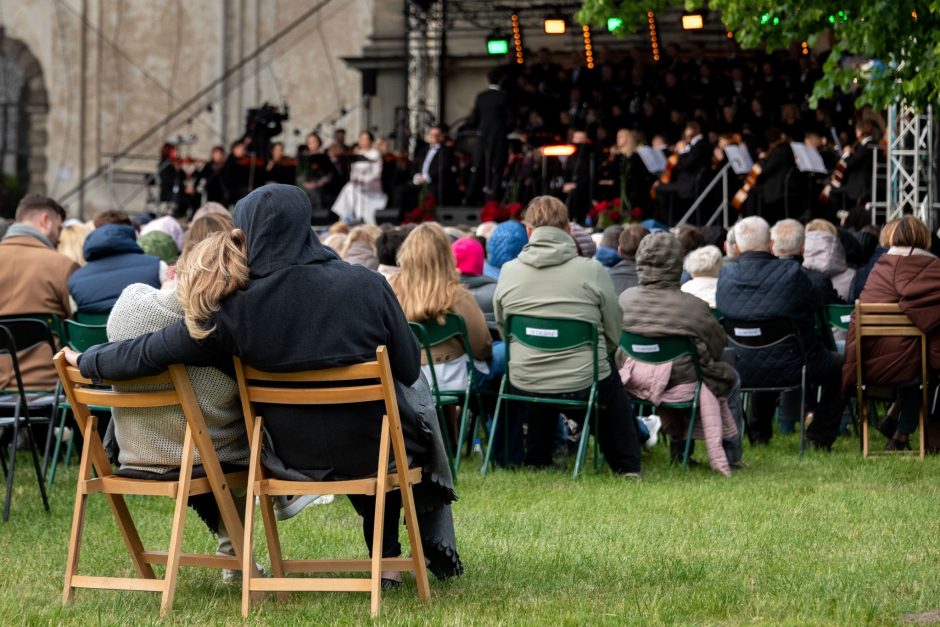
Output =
[
  {"x1": 409, "y1": 314, "x2": 485, "y2": 476},
  {"x1": 74, "y1": 311, "x2": 110, "y2": 326},
  {"x1": 46, "y1": 320, "x2": 110, "y2": 486},
  {"x1": 482, "y1": 315, "x2": 601, "y2": 480},
  {"x1": 619, "y1": 330, "x2": 703, "y2": 469},
  {"x1": 824, "y1": 303, "x2": 854, "y2": 347}
]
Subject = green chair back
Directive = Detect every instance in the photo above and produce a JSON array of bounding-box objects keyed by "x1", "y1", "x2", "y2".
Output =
[
  {"x1": 825, "y1": 304, "x2": 854, "y2": 331},
  {"x1": 74, "y1": 311, "x2": 110, "y2": 326},
  {"x1": 65, "y1": 320, "x2": 108, "y2": 352},
  {"x1": 619, "y1": 331, "x2": 696, "y2": 365},
  {"x1": 505, "y1": 315, "x2": 597, "y2": 352}
]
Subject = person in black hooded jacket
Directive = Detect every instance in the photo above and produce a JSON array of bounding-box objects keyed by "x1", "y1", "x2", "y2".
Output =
[{"x1": 69, "y1": 184, "x2": 462, "y2": 580}]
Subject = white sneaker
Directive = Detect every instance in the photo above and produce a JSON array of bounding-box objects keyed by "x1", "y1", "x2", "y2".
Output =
[
  {"x1": 222, "y1": 562, "x2": 268, "y2": 584},
  {"x1": 641, "y1": 414, "x2": 662, "y2": 450},
  {"x1": 273, "y1": 494, "x2": 335, "y2": 521}
]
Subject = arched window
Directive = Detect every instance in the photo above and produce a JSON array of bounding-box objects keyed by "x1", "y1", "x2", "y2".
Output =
[{"x1": 0, "y1": 54, "x2": 26, "y2": 183}]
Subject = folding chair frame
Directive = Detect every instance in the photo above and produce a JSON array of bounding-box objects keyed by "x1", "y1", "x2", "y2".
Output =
[
  {"x1": 234, "y1": 346, "x2": 430, "y2": 618},
  {"x1": 53, "y1": 353, "x2": 252, "y2": 617},
  {"x1": 482, "y1": 315, "x2": 601, "y2": 479},
  {"x1": 853, "y1": 301, "x2": 927, "y2": 459}
]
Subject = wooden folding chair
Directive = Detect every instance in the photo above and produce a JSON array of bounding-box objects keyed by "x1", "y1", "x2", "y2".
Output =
[
  {"x1": 854, "y1": 302, "x2": 927, "y2": 459},
  {"x1": 234, "y1": 345, "x2": 430, "y2": 618},
  {"x1": 53, "y1": 352, "x2": 253, "y2": 616}
]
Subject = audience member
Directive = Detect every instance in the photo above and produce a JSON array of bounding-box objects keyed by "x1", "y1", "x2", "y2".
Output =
[
  {"x1": 338, "y1": 224, "x2": 381, "y2": 270},
  {"x1": 375, "y1": 228, "x2": 408, "y2": 282},
  {"x1": 452, "y1": 237, "x2": 497, "y2": 333},
  {"x1": 138, "y1": 230, "x2": 180, "y2": 264},
  {"x1": 716, "y1": 216, "x2": 844, "y2": 449},
  {"x1": 843, "y1": 216, "x2": 940, "y2": 450},
  {"x1": 804, "y1": 219, "x2": 855, "y2": 302},
  {"x1": 594, "y1": 225, "x2": 623, "y2": 268},
  {"x1": 771, "y1": 219, "x2": 841, "y2": 306},
  {"x1": 619, "y1": 232, "x2": 739, "y2": 474},
  {"x1": 57, "y1": 220, "x2": 94, "y2": 266},
  {"x1": 67, "y1": 224, "x2": 164, "y2": 314},
  {"x1": 494, "y1": 196, "x2": 642, "y2": 475},
  {"x1": 93, "y1": 209, "x2": 134, "y2": 228},
  {"x1": 483, "y1": 220, "x2": 527, "y2": 279},
  {"x1": 0, "y1": 195, "x2": 77, "y2": 389},
  {"x1": 609, "y1": 224, "x2": 649, "y2": 295},
  {"x1": 680, "y1": 245, "x2": 722, "y2": 308},
  {"x1": 140, "y1": 215, "x2": 184, "y2": 252}
]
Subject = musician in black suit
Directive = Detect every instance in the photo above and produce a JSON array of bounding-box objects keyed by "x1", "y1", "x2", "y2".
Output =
[
  {"x1": 655, "y1": 121, "x2": 713, "y2": 222},
  {"x1": 467, "y1": 69, "x2": 512, "y2": 202},
  {"x1": 753, "y1": 128, "x2": 795, "y2": 224},
  {"x1": 561, "y1": 129, "x2": 594, "y2": 224},
  {"x1": 839, "y1": 119, "x2": 877, "y2": 209},
  {"x1": 394, "y1": 125, "x2": 458, "y2": 221}
]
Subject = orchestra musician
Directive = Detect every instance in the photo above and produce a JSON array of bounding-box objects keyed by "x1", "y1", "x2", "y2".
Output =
[
  {"x1": 330, "y1": 130, "x2": 386, "y2": 225},
  {"x1": 597, "y1": 129, "x2": 654, "y2": 218},
  {"x1": 220, "y1": 141, "x2": 255, "y2": 206},
  {"x1": 196, "y1": 146, "x2": 227, "y2": 205},
  {"x1": 561, "y1": 128, "x2": 594, "y2": 224},
  {"x1": 748, "y1": 128, "x2": 794, "y2": 223},
  {"x1": 393, "y1": 125, "x2": 458, "y2": 222},
  {"x1": 654, "y1": 121, "x2": 713, "y2": 221},
  {"x1": 264, "y1": 141, "x2": 297, "y2": 186},
  {"x1": 836, "y1": 119, "x2": 878, "y2": 210},
  {"x1": 297, "y1": 132, "x2": 338, "y2": 216}
]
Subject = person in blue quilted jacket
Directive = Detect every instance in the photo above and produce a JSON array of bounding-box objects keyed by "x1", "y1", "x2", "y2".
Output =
[{"x1": 716, "y1": 216, "x2": 844, "y2": 450}]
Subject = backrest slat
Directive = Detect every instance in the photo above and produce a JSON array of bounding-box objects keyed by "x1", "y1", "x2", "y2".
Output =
[
  {"x1": 72, "y1": 388, "x2": 181, "y2": 408},
  {"x1": 619, "y1": 331, "x2": 694, "y2": 364},
  {"x1": 245, "y1": 384, "x2": 386, "y2": 405},
  {"x1": 64, "y1": 365, "x2": 173, "y2": 387},
  {"x1": 243, "y1": 362, "x2": 381, "y2": 383},
  {"x1": 506, "y1": 315, "x2": 596, "y2": 352}
]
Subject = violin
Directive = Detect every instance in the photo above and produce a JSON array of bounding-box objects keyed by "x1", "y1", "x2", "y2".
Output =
[
  {"x1": 818, "y1": 158, "x2": 846, "y2": 206},
  {"x1": 650, "y1": 152, "x2": 679, "y2": 200},
  {"x1": 236, "y1": 155, "x2": 267, "y2": 167},
  {"x1": 731, "y1": 162, "x2": 762, "y2": 211}
]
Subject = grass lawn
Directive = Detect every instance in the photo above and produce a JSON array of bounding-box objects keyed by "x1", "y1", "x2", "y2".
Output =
[{"x1": 1, "y1": 431, "x2": 939, "y2": 626}]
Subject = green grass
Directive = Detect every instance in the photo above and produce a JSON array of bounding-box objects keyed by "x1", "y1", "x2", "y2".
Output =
[{"x1": 1, "y1": 433, "x2": 939, "y2": 626}]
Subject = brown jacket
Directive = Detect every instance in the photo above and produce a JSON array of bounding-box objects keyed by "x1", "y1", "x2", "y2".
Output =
[
  {"x1": 842, "y1": 250, "x2": 940, "y2": 396},
  {"x1": 0, "y1": 236, "x2": 78, "y2": 390}
]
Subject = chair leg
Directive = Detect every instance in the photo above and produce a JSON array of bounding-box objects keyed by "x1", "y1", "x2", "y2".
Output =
[
  {"x1": 22, "y1": 413, "x2": 50, "y2": 513},
  {"x1": 42, "y1": 384, "x2": 63, "y2": 476},
  {"x1": 63, "y1": 415, "x2": 96, "y2": 603},
  {"x1": 370, "y1": 418, "x2": 391, "y2": 618},
  {"x1": 241, "y1": 418, "x2": 263, "y2": 618},
  {"x1": 48, "y1": 407, "x2": 68, "y2": 487},
  {"x1": 481, "y1": 381, "x2": 505, "y2": 477},
  {"x1": 453, "y1": 393, "x2": 472, "y2": 475},
  {"x1": 436, "y1": 405, "x2": 456, "y2": 475},
  {"x1": 682, "y1": 398, "x2": 698, "y2": 470},
  {"x1": 160, "y1": 428, "x2": 195, "y2": 618},
  {"x1": 572, "y1": 397, "x2": 595, "y2": 480},
  {"x1": 3, "y1": 402, "x2": 21, "y2": 522}
]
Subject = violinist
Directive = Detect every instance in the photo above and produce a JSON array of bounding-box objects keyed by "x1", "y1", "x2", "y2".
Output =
[
  {"x1": 654, "y1": 121, "x2": 713, "y2": 220},
  {"x1": 838, "y1": 119, "x2": 877, "y2": 210},
  {"x1": 752, "y1": 128, "x2": 794, "y2": 223},
  {"x1": 264, "y1": 142, "x2": 297, "y2": 186},
  {"x1": 220, "y1": 141, "x2": 252, "y2": 206},
  {"x1": 598, "y1": 129, "x2": 654, "y2": 218},
  {"x1": 196, "y1": 146, "x2": 227, "y2": 205},
  {"x1": 158, "y1": 143, "x2": 182, "y2": 207}
]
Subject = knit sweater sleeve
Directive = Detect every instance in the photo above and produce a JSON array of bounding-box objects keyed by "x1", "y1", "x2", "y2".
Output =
[{"x1": 79, "y1": 318, "x2": 226, "y2": 382}]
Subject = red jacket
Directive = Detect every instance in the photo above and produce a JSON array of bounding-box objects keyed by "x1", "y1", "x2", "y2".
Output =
[{"x1": 843, "y1": 249, "x2": 940, "y2": 396}]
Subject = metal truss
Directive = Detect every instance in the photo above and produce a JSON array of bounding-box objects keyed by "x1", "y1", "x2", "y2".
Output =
[{"x1": 875, "y1": 104, "x2": 939, "y2": 228}]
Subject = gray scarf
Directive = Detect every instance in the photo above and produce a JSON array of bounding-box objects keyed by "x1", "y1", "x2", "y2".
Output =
[{"x1": 2, "y1": 223, "x2": 54, "y2": 249}]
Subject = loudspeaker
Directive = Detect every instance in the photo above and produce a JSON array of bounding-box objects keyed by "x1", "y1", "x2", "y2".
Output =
[{"x1": 362, "y1": 69, "x2": 377, "y2": 97}]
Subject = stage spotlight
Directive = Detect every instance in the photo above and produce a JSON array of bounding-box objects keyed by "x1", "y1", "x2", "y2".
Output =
[
  {"x1": 681, "y1": 14, "x2": 704, "y2": 30},
  {"x1": 544, "y1": 18, "x2": 566, "y2": 34},
  {"x1": 542, "y1": 144, "x2": 576, "y2": 157}
]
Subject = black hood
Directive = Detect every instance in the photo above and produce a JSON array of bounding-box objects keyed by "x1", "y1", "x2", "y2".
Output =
[{"x1": 233, "y1": 184, "x2": 337, "y2": 278}]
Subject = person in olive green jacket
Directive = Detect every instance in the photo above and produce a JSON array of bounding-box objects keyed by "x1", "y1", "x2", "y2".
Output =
[{"x1": 494, "y1": 196, "x2": 642, "y2": 475}]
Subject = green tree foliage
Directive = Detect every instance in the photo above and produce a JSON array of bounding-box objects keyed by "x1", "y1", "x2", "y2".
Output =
[{"x1": 577, "y1": 1, "x2": 940, "y2": 111}]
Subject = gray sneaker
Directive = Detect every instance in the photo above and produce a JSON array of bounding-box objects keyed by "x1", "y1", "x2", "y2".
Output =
[
  {"x1": 222, "y1": 562, "x2": 268, "y2": 585},
  {"x1": 273, "y1": 494, "x2": 335, "y2": 521}
]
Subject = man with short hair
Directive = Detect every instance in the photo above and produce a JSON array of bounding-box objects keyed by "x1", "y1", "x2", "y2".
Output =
[
  {"x1": 716, "y1": 216, "x2": 844, "y2": 448},
  {"x1": 0, "y1": 194, "x2": 78, "y2": 389},
  {"x1": 495, "y1": 196, "x2": 642, "y2": 475},
  {"x1": 609, "y1": 224, "x2": 649, "y2": 295}
]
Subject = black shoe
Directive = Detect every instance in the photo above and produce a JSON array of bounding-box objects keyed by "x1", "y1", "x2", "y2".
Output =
[
  {"x1": 885, "y1": 437, "x2": 911, "y2": 451},
  {"x1": 381, "y1": 577, "x2": 402, "y2": 590},
  {"x1": 806, "y1": 438, "x2": 832, "y2": 452},
  {"x1": 877, "y1": 416, "x2": 899, "y2": 440}
]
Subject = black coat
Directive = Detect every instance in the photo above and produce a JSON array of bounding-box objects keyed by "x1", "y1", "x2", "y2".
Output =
[
  {"x1": 758, "y1": 143, "x2": 794, "y2": 205},
  {"x1": 80, "y1": 185, "x2": 425, "y2": 482},
  {"x1": 412, "y1": 144, "x2": 459, "y2": 205},
  {"x1": 469, "y1": 87, "x2": 510, "y2": 140},
  {"x1": 842, "y1": 139, "x2": 876, "y2": 201},
  {"x1": 716, "y1": 251, "x2": 832, "y2": 387},
  {"x1": 674, "y1": 138, "x2": 713, "y2": 198}
]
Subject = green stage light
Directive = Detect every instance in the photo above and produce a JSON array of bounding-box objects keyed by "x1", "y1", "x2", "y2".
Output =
[
  {"x1": 772, "y1": 16, "x2": 780, "y2": 25},
  {"x1": 607, "y1": 17, "x2": 624, "y2": 32},
  {"x1": 487, "y1": 37, "x2": 509, "y2": 55},
  {"x1": 760, "y1": 12, "x2": 772, "y2": 25}
]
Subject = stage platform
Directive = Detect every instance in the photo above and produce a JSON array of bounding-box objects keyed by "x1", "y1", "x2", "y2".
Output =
[{"x1": 314, "y1": 207, "x2": 485, "y2": 228}]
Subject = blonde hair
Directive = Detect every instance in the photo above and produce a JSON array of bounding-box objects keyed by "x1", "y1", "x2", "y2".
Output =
[
  {"x1": 524, "y1": 195, "x2": 569, "y2": 230},
  {"x1": 887, "y1": 215, "x2": 931, "y2": 250},
  {"x1": 879, "y1": 219, "x2": 899, "y2": 247},
  {"x1": 338, "y1": 224, "x2": 381, "y2": 259},
  {"x1": 57, "y1": 222, "x2": 94, "y2": 266},
  {"x1": 176, "y1": 229, "x2": 249, "y2": 340},
  {"x1": 328, "y1": 221, "x2": 350, "y2": 235},
  {"x1": 389, "y1": 222, "x2": 466, "y2": 323},
  {"x1": 805, "y1": 219, "x2": 838, "y2": 236},
  {"x1": 182, "y1": 211, "x2": 234, "y2": 256}
]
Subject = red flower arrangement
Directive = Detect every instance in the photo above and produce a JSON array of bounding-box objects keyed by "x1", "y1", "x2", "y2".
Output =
[
  {"x1": 588, "y1": 198, "x2": 645, "y2": 229},
  {"x1": 480, "y1": 200, "x2": 524, "y2": 223},
  {"x1": 404, "y1": 191, "x2": 437, "y2": 224}
]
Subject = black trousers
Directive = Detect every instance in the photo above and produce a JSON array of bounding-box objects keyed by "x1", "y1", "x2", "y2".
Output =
[
  {"x1": 748, "y1": 351, "x2": 845, "y2": 447},
  {"x1": 514, "y1": 371, "x2": 642, "y2": 474},
  {"x1": 348, "y1": 492, "x2": 402, "y2": 558}
]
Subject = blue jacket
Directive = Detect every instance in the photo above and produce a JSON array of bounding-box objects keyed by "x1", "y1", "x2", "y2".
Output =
[
  {"x1": 716, "y1": 251, "x2": 831, "y2": 387},
  {"x1": 68, "y1": 225, "x2": 161, "y2": 314}
]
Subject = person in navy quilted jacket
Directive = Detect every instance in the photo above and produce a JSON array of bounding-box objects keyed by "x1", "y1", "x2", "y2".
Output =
[{"x1": 716, "y1": 216, "x2": 844, "y2": 449}]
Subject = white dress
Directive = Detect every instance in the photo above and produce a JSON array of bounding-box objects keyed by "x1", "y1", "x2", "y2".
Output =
[{"x1": 330, "y1": 148, "x2": 387, "y2": 225}]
